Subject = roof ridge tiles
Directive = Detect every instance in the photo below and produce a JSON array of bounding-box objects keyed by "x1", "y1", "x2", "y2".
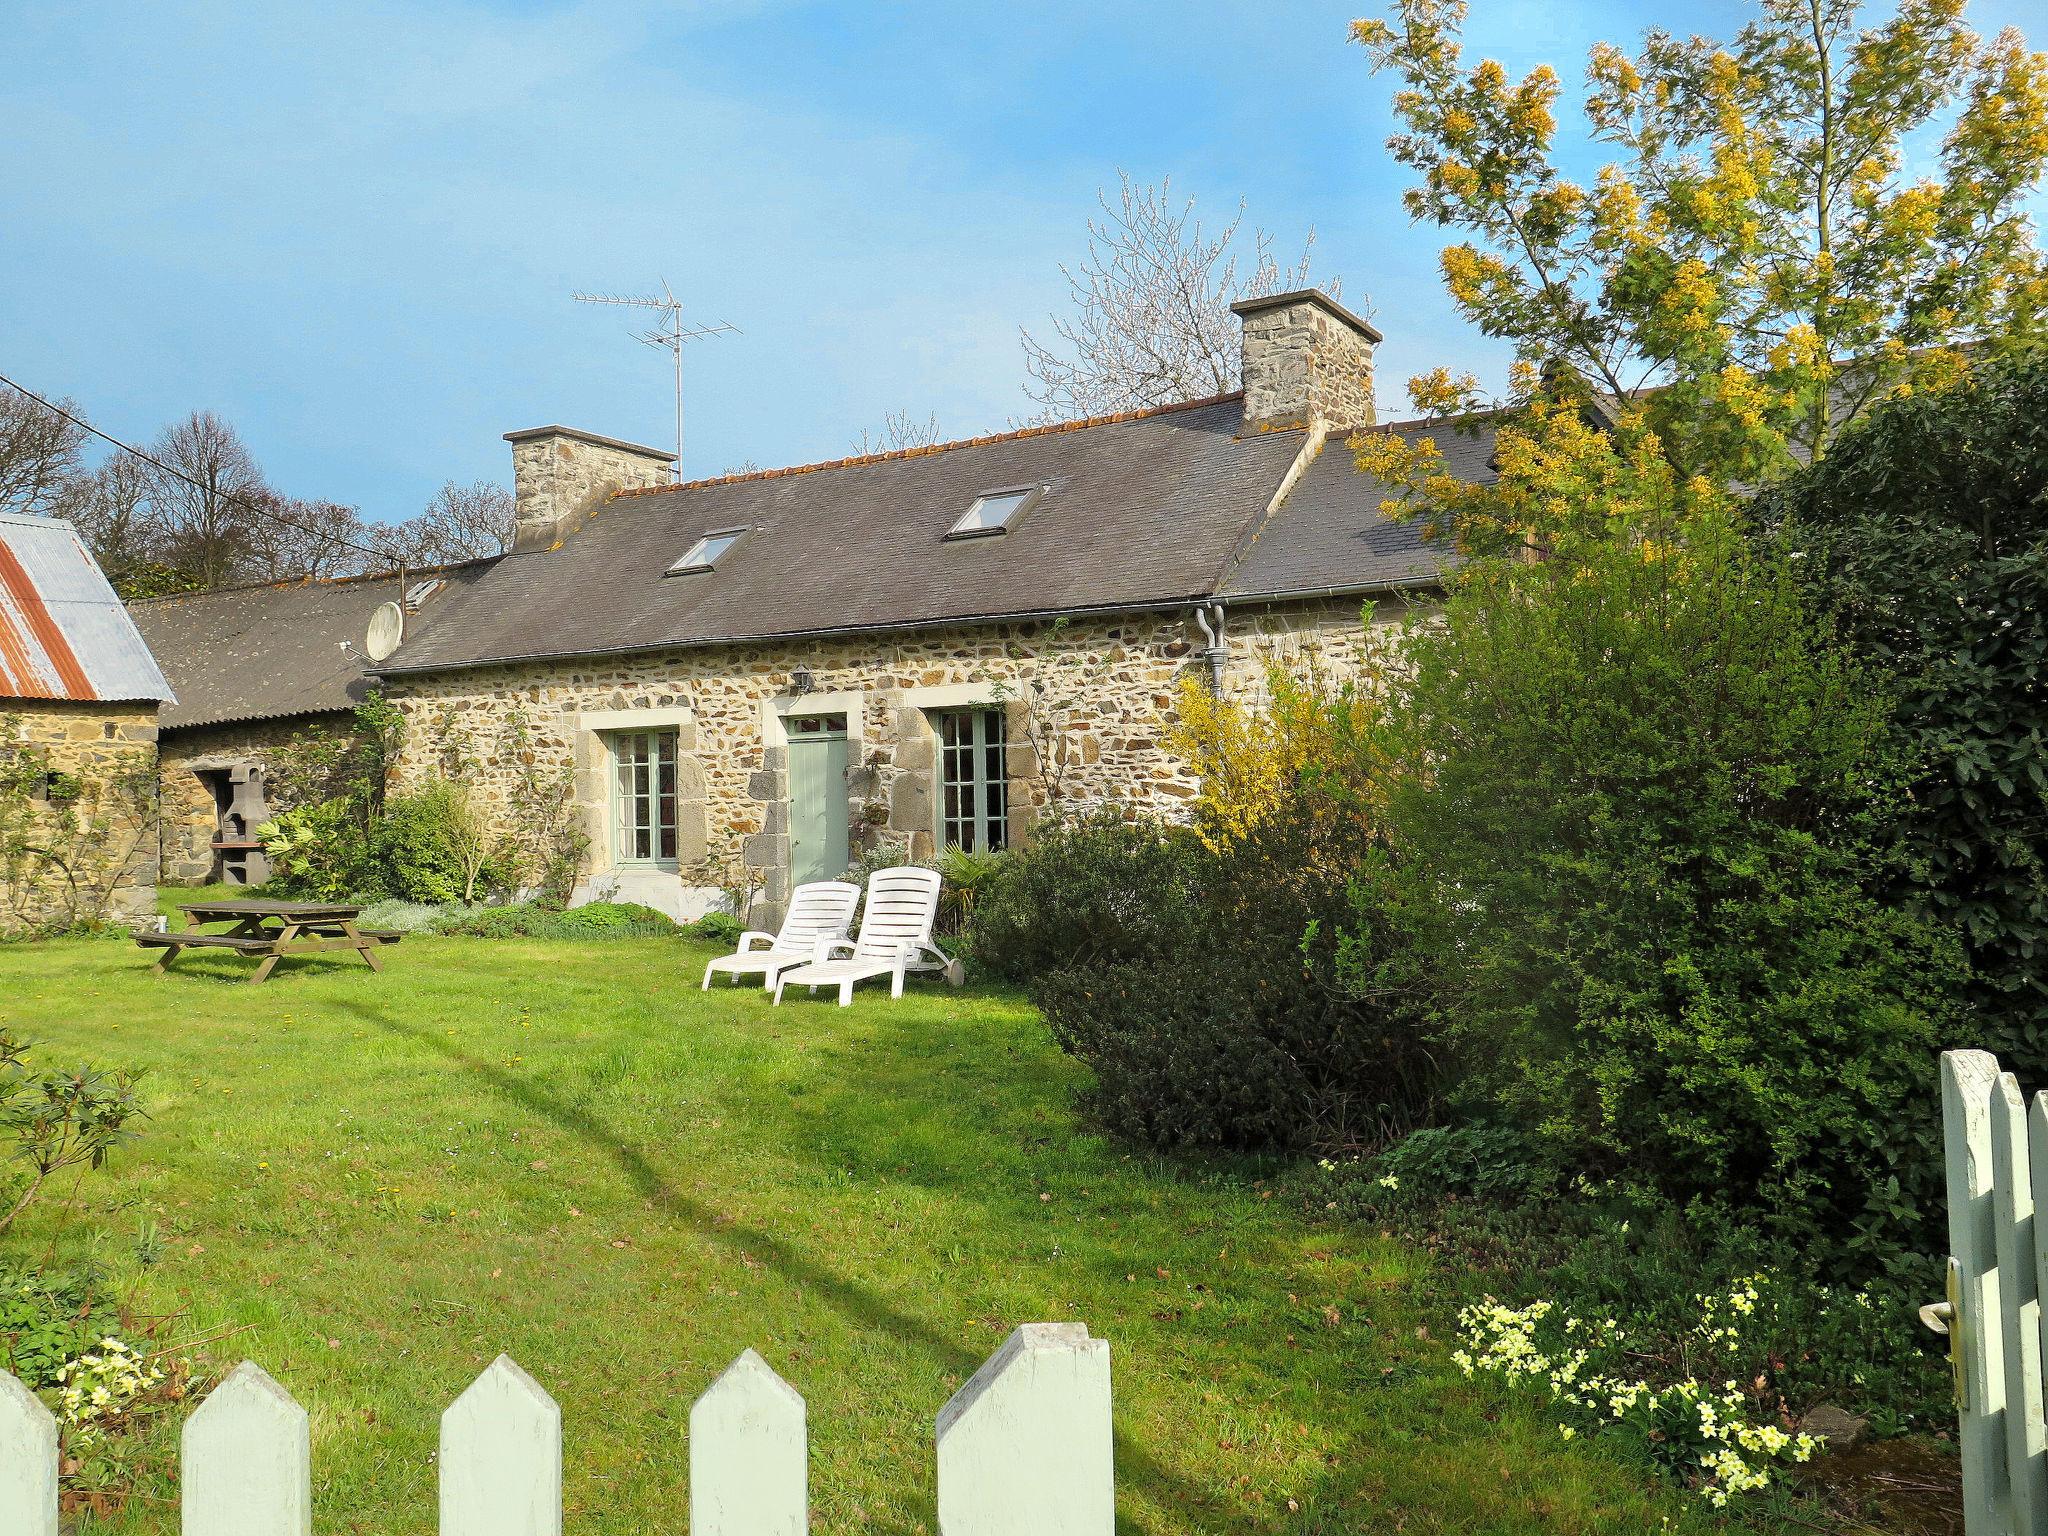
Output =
[
  {"x1": 127, "y1": 553, "x2": 499, "y2": 606},
  {"x1": 613, "y1": 390, "x2": 1253, "y2": 498}
]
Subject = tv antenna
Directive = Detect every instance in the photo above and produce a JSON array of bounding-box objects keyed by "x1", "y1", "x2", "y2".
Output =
[{"x1": 572, "y1": 278, "x2": 739, "y2": 480}]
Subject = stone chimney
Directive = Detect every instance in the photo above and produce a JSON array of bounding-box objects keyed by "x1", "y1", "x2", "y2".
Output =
[
  {"x1": 504, "y1": 426, "x2": 677, "y2": 553},
  {"x1": 1230, "y1": 289, "x2": 1381, "y2": 434}
]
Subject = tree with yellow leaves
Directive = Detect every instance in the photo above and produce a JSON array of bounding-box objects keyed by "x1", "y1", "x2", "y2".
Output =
[{"x1": 1353, "y1": 0, "x2": 2048, "y2": 522}]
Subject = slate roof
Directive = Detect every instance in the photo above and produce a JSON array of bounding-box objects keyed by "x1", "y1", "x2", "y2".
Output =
[
  {"x1": 0, "y1": 512, "x2": 173, "y2": 704},
  {"x1": 383, "y1": 395, "x2": 1482, "y2": 676},
  {"x1": 129, "y1": 560, "x2": 496, "y2": 732},
  {"x1": 1219, "y1": 417, "x2": 1497, "y2": 599}
]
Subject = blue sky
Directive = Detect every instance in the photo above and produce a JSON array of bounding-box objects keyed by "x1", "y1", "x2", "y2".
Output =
[{"x1": 3, "y1": 0, "x2": 2043, "y2": 524}]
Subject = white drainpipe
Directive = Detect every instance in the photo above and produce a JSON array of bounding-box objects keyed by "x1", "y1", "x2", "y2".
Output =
[{"x1": 1191, "y1": 601, "x2": 1228, "y2": 692}]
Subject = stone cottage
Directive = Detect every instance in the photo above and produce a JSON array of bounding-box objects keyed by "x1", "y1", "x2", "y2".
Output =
[
  {"x1": 130, "y1": 561, "x2": 493, "y2": 885},
  {"x1": 0, "y1": 511, "x2": 174, "y2": 933},
  {"x1": 367, "y1": 290, "x2": 1497, "y2": 921}
]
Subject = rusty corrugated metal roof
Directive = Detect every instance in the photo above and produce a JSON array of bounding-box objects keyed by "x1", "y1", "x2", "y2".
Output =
[{"x1": 0, "y1": 512, "x2": 173, "y2": 704}]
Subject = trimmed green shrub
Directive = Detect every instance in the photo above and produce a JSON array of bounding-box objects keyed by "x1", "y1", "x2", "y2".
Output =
[
  {"x1": 430, "y1": 901, "x2": 678, "y2": 939},
  {"x1": 1764, "y1": 356, "x2": 2048, "y2": 1065},
  {"x1": 373, "y1": 786, "x2": 502, "y2": 905},
  {"x1": 969, "y1": 814, "x2": 1204, "y2": 983},
  {"x1": 555, "y1": 901, "x2": 675, "y2": 934},
  {"x1": 692, "y1": 912, "x2": 744, "y2": 945},
  {"x1": 264, "y1": 780, "x2": 508, "y2": 906},
  {"x1": 977, "y1": 810, "x2": 1434, "y2": 1151}
]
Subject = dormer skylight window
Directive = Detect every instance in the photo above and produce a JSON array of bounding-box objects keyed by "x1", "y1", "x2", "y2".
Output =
[
  {"x1": 667, "y1": 528, "x2": 747, "y2": 575},
  {"x1": 948, "y1": 485, "x2": 1042, "y2": 539}
]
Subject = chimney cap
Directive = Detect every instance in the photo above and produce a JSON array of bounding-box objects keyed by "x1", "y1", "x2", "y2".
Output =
[
  {"x1": 502, "y1": 424, "x2": 677, "y2": 461},
  {"x1": 1229, "y1": 288, "x2": 1383, "y2": 344}
]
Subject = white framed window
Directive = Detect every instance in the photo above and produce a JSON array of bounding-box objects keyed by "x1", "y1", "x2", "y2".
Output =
[
  {"x1": 936, "y1": 709, "x2": 1009, "y2": 851},
  {"x1": 947, "y1": 485, "x2": 1042, "y2": 539},
  {"x1": 611, "y1": 730, "x2": 679, "y2": 865},
  {"x1": 667, "y1": 527, "x2": 747, "y2": 574}
]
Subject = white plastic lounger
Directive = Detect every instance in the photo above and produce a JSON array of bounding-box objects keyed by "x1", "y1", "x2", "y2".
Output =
[
  {"x1": 701, "y1": 880, "x2": 861, "y2": 991},
  {"x1": 772, "y1": 866, "x2": 947, "y2": 1006}
]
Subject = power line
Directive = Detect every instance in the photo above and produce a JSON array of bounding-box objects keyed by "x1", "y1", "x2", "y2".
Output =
[{"x1": 0, "y1": 369, "x2": 400, "y2": 567}]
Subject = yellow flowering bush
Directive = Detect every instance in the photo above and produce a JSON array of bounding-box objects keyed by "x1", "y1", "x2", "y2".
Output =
[{"x1": 1164, "y1": 648, "x2": 1396, "y2": 856}]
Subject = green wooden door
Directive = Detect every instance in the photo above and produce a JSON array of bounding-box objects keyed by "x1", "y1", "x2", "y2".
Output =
[{"x1": 788, "y1": 716, "x2": 850, "y2": 885}]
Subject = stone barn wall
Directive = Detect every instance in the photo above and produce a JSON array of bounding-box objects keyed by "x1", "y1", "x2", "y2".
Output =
[
  {"x1": 0, "y1": 701, "x2": 160, "y2": 934},
  {"x1": 155, "y1": 712, "x2": 361, "y2": 885}
]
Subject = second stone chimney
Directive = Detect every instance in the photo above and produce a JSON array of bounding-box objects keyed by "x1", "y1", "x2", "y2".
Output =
[
  {"x1": 1230, "y1": 289, "x2": 1381, "y2": 434},
  {"x1": 505, "y1": 426, "x2": 677, "y2": 553}
]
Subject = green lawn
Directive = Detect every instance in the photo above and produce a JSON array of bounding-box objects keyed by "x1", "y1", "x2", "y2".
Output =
[{"x1": 0, "y1": 921, "x2": 1777, "y2": 1535}]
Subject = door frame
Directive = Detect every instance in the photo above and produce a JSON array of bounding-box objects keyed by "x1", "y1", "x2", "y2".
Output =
[
  {"x1": 760, "y1": 689, "x2": 867, "y2": 893},
  {"x1": 785, "y1": 713, "x2": 851, "y2": 885}
]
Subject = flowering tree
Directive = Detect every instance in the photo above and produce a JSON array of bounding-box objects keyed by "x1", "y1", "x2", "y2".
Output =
[
  {"x1": 1021, "y1": 173, "x2": 1340, "y2": 420},
  {"x1": 1352, "y1": 0, "x2": 2048, "y2": 505}
]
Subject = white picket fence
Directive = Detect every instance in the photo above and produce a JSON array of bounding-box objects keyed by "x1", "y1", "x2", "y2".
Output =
[
  {"x1": 1940, "y1": 1049, "x2": 2048, "y2": 1536},
  {"x1": 0, "y1": 1321, "x2": 1112, "y2": 1534}
]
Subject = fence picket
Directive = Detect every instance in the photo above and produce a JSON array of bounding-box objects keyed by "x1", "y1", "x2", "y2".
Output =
[
  {"x1": 0, "y1": 1369, "x2": 57, "y2": 1536},
  {"x1": 1947, "y1": 1048, "x2": 2014, "y2": 1536},
  {"x1": 5, "y1": 1325, "x2": 1121, "y2": 1533},
  {"x1": 181, "y1": 1360, "x2": 311, "y2": 1536},
  {"x1": 1991, "y1": 1074, "x2": 2048, "y2": 1529},
  {"x1": 440, "y1": 1354, "x2": 561, "y2": 1536},
  {"x1": 935, "y1": 1323, "x2": 1112, "y2": 1536},
  {"x1": 690, "y1": 1349, "x2": 806, "y2": 1536}
]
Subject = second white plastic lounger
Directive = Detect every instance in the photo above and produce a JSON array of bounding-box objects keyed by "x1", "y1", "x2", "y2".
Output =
[
  {"x1": 701, "y1": 880, "x2": 861, "y2": 991},
  {"x1": 772, "y1": 866, "x2": 945, "y2": 1006}
]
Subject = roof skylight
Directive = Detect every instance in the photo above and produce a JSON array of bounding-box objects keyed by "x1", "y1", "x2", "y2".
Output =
[
  {"x1": 667, "y1": 528, "x2": 746, "y2": 575},
  {"x1": 948, "y1": 486, "x2": 1041, "y2": 539}
]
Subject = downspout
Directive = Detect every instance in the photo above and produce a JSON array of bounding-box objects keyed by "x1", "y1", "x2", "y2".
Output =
[{"x1": 1191, "y1": 601, "x2": 1228, "y2": 693}]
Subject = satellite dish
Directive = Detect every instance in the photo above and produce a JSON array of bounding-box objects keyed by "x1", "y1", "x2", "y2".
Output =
[{"x1": 364, "y1": 602, "x2": 405, "y2": 663}]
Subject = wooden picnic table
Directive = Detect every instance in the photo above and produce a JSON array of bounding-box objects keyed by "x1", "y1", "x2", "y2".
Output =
[{"x1": 136, "y1": 899, "x2": 401, "y2": 983}]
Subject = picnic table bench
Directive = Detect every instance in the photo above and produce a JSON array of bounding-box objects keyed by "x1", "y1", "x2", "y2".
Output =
[{"x1": 136, "y1": 899, "x2": 401, "y2": 983}]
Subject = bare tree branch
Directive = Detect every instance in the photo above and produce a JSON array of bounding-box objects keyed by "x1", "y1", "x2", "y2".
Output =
[
  {"x1": 141, "y1": 411, "x2": 267, "y2": 588},
  {"x1": 242, "y1": 493, "x2": 382, "y2": 581},
  {"x1": 378, "y1": 480, "x2": 515, "y2": 565},
  {"x1": 0, "y1": 391, "x2": 88, "y2": 519},
  {"x1": 1020, "y1": 172, "x2": 1346, "y2": 421},
  {"x1": 851, "y1": 410, "x2": 943, "y2": 456}
]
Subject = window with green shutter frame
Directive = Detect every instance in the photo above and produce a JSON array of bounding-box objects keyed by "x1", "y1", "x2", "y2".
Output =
[
  {"x1": 611, "y1": 730, "x2": 679, "y2": 866},
  {"x1": 937, "y1": 709, "x2": 1009, "y2": 851}
]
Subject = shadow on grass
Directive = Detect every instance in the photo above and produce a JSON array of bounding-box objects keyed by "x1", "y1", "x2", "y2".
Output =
[
  {"x1": 138, "y1": 950, "x2": 390, "y2": 986},
  {"x1": 334, "y1": 996, "x2": 1249, "y2": 1536},
  {"x1": 729, "y1": 997, "x2": 1293, "y2": 1226}
]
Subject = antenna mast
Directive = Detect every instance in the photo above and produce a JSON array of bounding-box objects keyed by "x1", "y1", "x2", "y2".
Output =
[{"x1": 572, "y1": 278, "x2": 739, "y2": 480}]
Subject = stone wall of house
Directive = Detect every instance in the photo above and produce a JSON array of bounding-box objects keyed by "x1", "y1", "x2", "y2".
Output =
[
  {"x1": 382, "y1": 597, "x2": 1407, "y2": 922},
  {"x1": 1, "y1": 701, "x2": 159, "y2": 934},
  {"x1": 1219, "y1": 593, "x2": 1424, "y2": 703},
  {"x1": 156, "y1": 712, "x2": 361, "y2": 885}
]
